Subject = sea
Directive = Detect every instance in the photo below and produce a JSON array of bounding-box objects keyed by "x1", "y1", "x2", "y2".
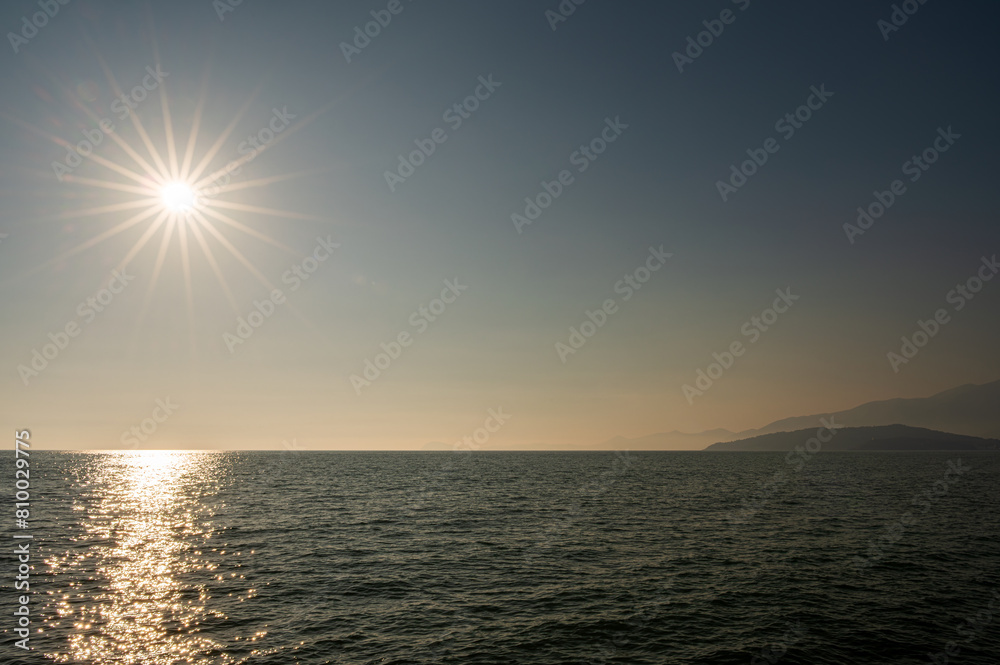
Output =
[{"x1": 4, "y1": 450, "x2": 999, "y2": 664}]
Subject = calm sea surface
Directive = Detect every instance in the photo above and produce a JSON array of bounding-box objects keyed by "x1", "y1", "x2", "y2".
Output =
[{"x1": 4, "y1": 451, "x2": 1000, "y2": 664}]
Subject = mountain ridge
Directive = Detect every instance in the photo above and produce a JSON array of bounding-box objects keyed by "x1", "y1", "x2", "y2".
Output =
[
  {"x1": 703, "y1": 424, "x2": 1000, "y2": 452},
  {"x1": 600, "y1": 379, "x2": 1000, "y2": 450}
]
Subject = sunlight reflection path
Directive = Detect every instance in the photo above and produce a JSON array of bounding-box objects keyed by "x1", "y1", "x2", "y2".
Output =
[{"x1": 45, "y1": 452, "x2": 233, "y2": 665}]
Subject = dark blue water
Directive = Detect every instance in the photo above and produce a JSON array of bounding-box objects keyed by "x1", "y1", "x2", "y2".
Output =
[{"x1": 5, "y1": 451, "x2": 1000, "y2": 664}]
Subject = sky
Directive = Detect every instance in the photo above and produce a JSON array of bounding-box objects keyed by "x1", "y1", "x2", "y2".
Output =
[{"x1": 1, "y1": 0, "x2": 998, "y2": 450}]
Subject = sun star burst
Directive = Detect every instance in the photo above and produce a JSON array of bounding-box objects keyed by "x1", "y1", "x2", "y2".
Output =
[{"x1": 13, "y1": 49, "x2": 336, "y2": 355}]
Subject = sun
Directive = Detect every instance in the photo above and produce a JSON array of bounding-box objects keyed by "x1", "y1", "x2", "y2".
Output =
[
  {"x1": 159, "y1": 181, "x2": 198, "y2": 214},
  {"x1": 12, "y1": 51, "x2": 336, "y2": 355}
]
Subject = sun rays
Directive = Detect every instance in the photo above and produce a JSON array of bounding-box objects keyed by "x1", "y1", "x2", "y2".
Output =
[{"x1": 15, "y1": 47, "x2": 333, "y2": 355}]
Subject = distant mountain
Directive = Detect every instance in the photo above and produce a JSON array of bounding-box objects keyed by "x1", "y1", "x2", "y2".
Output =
[
  {"x1": 601, "y1": 429, "x2": 737, "y2": 451},
  {"x1": 599, "y1": 379, "x2": 1000, "y2": 451},
  {"x1": 704, "y1": 425, "x2": 1000, "y2": 452},
  {"x1": 738, "y1": 380, "x2": 1000, "y2": 440}
]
